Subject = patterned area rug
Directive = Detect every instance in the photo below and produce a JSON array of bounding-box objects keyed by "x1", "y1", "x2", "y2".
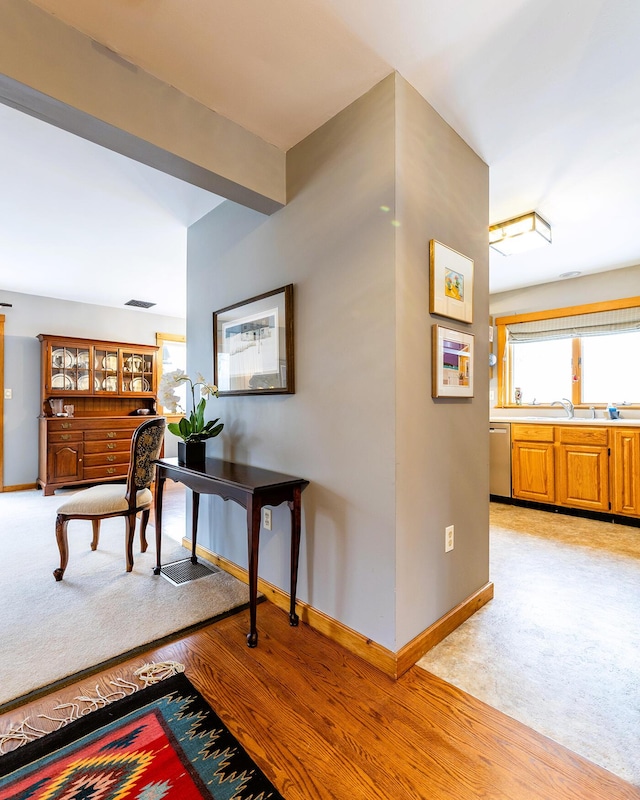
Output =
[{"x1": 0, "y1": 673, "x2": 284, "y2": 799}]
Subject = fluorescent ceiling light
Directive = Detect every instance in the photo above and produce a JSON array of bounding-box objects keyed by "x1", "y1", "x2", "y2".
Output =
[{"x1": 489, "y1": 211, "x2": 552, "y2": 256}]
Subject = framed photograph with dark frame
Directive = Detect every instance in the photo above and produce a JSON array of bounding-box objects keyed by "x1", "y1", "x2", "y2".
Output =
[
  {"x1": 429, "y1": 239, "x2": 474, "y2": 323},
  {"x1": 213, "y1": 284, "x2": 294, "y2": 395},
  {"x1": 432, "y1": 324, "x2": 474, "y2": 398}
]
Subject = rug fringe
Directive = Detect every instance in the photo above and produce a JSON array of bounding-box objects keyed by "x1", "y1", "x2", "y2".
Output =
[
  {"x1": 0, "y1": 661, "x2": 185, "y2": 755},
  {"x1": 133, "y1": 660, "x2": 185, "y2": 686}
]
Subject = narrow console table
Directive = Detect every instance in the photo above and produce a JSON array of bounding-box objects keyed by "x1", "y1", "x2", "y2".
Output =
[{"x1": 153, "y1": 457, "x2": 309, "y2": 647}]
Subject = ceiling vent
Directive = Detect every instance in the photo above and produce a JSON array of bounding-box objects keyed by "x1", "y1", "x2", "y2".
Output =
[{"x1": 125, "y1": 299, "x2": 156, "y2": 309}]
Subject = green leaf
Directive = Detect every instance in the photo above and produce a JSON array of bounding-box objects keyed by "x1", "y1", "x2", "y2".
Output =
[
  {"x1": 209, "y1": 422, "x2": 224, "y2": 437},
  {"x1": 198, "y1": 398, "x2": 208, "y2": 426}
]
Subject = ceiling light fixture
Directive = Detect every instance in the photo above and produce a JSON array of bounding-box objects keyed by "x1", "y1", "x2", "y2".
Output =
[{"x1": 489, "y1": 211, "x2": 551, "y2": 256}]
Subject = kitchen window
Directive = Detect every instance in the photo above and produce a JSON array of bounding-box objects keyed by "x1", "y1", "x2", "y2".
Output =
[
  {"x1": 582, "y1": 331, "x2": 640, "y2": 404},
  {"x1": 495, "y1": 298, "x2": 640, "y2": 407}
]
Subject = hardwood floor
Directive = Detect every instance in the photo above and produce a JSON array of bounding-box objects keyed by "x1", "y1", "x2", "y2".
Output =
[{"x1": 2, "y1": 603, "x2": 638, "y2": 799}]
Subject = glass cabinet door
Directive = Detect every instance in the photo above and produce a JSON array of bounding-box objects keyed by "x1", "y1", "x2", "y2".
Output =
[
  {"x1": 50, "y1": 346, "x2": 91, "y2": 393},
  {"x1": 94, "y1": 348, "x2": 119, "y2": 392},
  {"x1": 121, "y1": 350, "x2": 154, "y2": 393}
]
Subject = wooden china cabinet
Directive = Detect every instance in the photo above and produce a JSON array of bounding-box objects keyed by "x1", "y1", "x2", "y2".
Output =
[{"x1": 37, "y1": 334, "x2": 159, "y2": 495}]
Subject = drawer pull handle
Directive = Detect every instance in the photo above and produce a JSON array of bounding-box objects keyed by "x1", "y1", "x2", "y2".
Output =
[
  {"x1": 107, "y1": 455, "x2": 116, "y2": 462},
  {"x1": 61, "y1": 422, "x2": 72, "y2": 429},
  {"x1": 60, "y1": 434, "x2": 71, "y2": 441},
  {"x1": 106, "y1": 467, "x2": 117, "y2": 475},
  {"x1": 107, "y1": 443, "x2": 117, "y2": 450},
  {"x1": 107, "y1": 432, "x2": 117, "y2": 438}
]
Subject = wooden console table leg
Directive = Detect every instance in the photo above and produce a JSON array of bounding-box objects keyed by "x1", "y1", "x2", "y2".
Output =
[
  {"x1": 246, "y1": 498, "x2": 261, "y2": 647},
  {"x1": 288, "y1": 486, "x2": 302, "y2": 627},
  {"x1": 190, "y1": 491, "x2": 200, "y2": 564},
  {"x1": 153, "y1": 472, "x2": 165, "y2": 575}
]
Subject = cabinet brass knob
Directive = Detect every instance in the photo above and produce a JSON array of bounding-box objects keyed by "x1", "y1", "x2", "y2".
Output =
[
  {"x1": 60, "y1": 434, "x2": 71, "y2": 441},
  {"x1": 107, "y1": 431, "x2": 116, "y2": 438},
  {"x1": 107, "y1": 443, "x2": 116, "y2": 450},
  {"x1": 107, "y1": 455, "x2": 116, "y2": 462},
  {"x1": 61, "y1": 422, "x2": 72, "y2": 429},
  {"x1": 106, "y1": 467, "x2": 116, "y2": 474}
]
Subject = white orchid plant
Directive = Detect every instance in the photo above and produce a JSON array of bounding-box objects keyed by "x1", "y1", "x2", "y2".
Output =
[{"x1": 159, "y1": 369, "x2": 223, "y2": 443}]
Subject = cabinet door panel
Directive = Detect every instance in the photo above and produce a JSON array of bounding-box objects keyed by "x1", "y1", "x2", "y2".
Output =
[
  {"x1": 556, "y1": 444, "x2": 609, "y2": 511},
  {"x1": 611, "y1": 429, "x2": 640, "y2": 516},
  {"x1": 48, "y1": 443, "x2": 83, "y2": 484},
  {"x1": 512, "y1": 442, "x2": 555, "y2": 502}
]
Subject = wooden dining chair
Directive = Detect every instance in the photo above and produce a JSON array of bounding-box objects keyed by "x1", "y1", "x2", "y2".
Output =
[{"x1": 53, "y1": 417, "x2": 166, "y2": 580}]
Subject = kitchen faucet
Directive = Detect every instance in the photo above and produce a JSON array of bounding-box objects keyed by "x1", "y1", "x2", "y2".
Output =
[{"x1": 551, "y1": 398, "x2": 574, "y2": 418}]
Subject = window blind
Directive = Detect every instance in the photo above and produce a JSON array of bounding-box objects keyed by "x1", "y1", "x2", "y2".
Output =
[{"x1": 506, "y1": 307, "x2": 640, "y2": 343}]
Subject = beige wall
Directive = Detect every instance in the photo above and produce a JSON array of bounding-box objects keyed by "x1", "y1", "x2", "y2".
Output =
[
  {"x1": 188, "y1": 75, "x2": 490, "y2": 652},
  {"x1": 394, "y1": 75, "x2": 490, "y2": 645},
  {"x1": 189, "y1": 77, "x2": 399, "y2": 647},
  {"x1": 490, "y1": 263, "x2": 640, "y2": 318}
]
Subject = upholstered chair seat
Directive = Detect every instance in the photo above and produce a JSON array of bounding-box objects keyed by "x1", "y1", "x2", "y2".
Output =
[
  {"x1": 56, "y1": 485, "x2": 153, "y2": 517},
  {"x1": 53, "y1": 417, "x2": 166, "y2": 581}
]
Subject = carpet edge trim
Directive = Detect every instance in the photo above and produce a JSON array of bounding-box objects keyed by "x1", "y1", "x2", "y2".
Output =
[{"x1": 0, "y1": 599, "x2": 254, "y2": 715}]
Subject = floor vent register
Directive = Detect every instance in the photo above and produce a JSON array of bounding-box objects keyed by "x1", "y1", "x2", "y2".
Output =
[{"x1": 160, "y1": 558, "x2": 220, "y2": 586}]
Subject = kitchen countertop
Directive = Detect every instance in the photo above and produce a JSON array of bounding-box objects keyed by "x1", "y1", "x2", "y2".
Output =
[{"x1": 490, "y1": 416, "x2": 640, "y2": 426}]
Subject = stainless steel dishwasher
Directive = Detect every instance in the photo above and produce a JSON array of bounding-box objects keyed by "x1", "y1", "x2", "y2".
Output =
[{"x1": 489, "y1": 422, "x2": 511, "y2": 498}]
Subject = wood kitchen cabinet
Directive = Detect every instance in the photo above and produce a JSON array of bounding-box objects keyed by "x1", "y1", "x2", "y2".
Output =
[
  {"x1": 37, "y1": 334, "x2": 160, "y2": 495},
  {"x1": 511, "y1": 424, "x2": 555, "y2": 503},
  {"x1": 507, "y1": 420, "x2": 640, "y2": 519},
  {"x1": 555, "y1": 426, "x2": 609, "y2": 512},
  {"x1": 611, "y1": 427, "x2": 640, "y2": 516}
]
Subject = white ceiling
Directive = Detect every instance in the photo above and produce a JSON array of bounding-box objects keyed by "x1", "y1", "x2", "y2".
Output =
[
  {"x1": 2, "y1": 0, "x2": 640, "y2": 318},
  {"x1": 0, "y1": 103, "x2": 224, "y2": 318}
]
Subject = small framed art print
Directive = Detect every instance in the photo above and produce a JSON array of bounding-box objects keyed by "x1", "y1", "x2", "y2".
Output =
[
  {"x1": 429, "y1": 239, "x2": 474, "y2": 323},
  {"x1": 432, "y1": 324, "x2": 474, "y2": 398}
]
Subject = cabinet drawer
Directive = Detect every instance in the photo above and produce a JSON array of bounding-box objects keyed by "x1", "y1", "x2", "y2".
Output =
[
  {"x1": 556, "y1": 426, "x2": 608, "y2": 446},
  {"x1": 84, "y1": 451, "x2": 130, "y2": 468},
  {"x1": 48, "y1": 419, "x2": 81, "y2": 432},
  {"x1": 48, "y1": 431, "x2": 83, "y2": 444},
  {"x1": 83, "y1": 464, "x2": 129, "y2": 481},
  {"x1": 512, "y1": 424, "x2": 554, "y2": 442},
  {"x1": 84, "y1": 429, "x2": 135, "y2": 442},
  {"x1": 84, "y1": 439, "x2": 131, "y2": 454},
  {"x1": 81, "y1": 418, "x2": 142, "y2": 432}
]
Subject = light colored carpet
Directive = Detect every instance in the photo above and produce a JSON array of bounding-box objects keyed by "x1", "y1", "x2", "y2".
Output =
[
  {"x1": 0, "y1": 488, "x2": 249, "y2": 707},
  {"x1": 418, "y1": 503, "x2": 640, "y2": 787}
]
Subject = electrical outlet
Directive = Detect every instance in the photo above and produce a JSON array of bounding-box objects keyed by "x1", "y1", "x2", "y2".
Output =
[
  {"x1": 4, "y1": 389, "x2": 11, "y2": 399},
  {"x1": 445, "y1": 525, "x2": 455, "y2": 552},
  {"x1": 263, "y1": 508, "x2": 272, "y2": 530}
]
